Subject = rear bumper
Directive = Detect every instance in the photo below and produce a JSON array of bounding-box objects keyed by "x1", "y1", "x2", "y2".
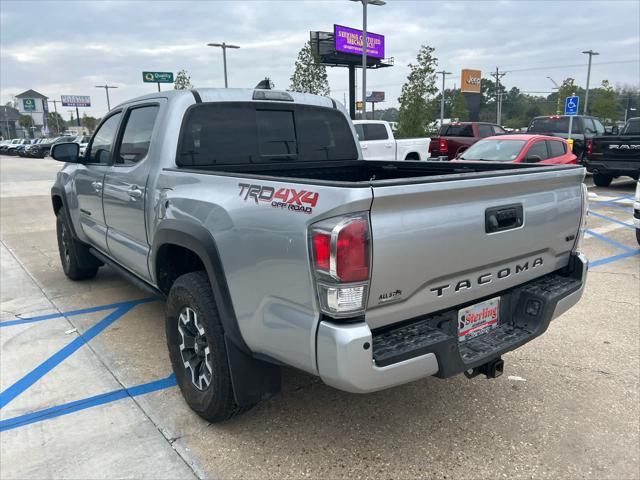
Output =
[
  {"x1": 583, "y1": 158, "x2": 640, "y2": 178},
  {"x1": 316, "y1": 254, "x2": 587, "y2": 393}
]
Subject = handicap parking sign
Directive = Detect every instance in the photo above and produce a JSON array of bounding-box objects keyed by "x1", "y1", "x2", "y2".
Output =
[{"x1": 565, "y1": 96, "x2": 579, "y2": 116}]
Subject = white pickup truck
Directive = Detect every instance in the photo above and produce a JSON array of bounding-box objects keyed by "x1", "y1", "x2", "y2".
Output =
[{"x1": 354, "y1": 120, "x2": 430, "y2": 161}]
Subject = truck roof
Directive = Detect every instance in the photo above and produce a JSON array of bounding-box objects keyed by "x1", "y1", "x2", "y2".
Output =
[{"x1": 113, "y1": 88, "x2": 338, "y2": 111}]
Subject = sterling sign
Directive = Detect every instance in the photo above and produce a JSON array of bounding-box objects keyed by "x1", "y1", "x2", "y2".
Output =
[
  {"x1": 334, "y1": 24, "x2": 385, "y2": 59},
  {"x1": 461, "y1": 69, "x2": 482, "y2": 93}
]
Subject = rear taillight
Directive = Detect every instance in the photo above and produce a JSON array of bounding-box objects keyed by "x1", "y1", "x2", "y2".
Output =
[
  {"x1": 586, "y1": 139, "x2": 593, "y2": 155},
  {"x1": 310, "y1": 213, "x2": 371, "y2": 318},
  {"x1": 439, "y1": 138, "x2": 449, "y2": 154}
]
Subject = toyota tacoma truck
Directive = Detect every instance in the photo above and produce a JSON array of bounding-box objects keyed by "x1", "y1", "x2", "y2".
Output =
[
  {"x1": 353, "y1": 120, "x2": 430, "y2": 160},
  {"x1": 584, "y1": 117, "x2": 640, "y2": 186},
  {"x1": 50, "y1": 88, "x2": 588, "y2": 422}
]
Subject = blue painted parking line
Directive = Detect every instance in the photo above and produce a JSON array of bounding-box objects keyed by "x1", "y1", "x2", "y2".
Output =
[
  {"x1": 0, "y1": 302, "x2": 138, "y2": 409},
  {"x1": 0, "y1": 374, "x2": 177, "y2": 432},
  {"x1": 588, "y1": 211, "x2": 635, "y2": 230},
  {"x1": 0, "y1": 297, "x2": 158, "y2": 328},
  {"x1": 586, "y1": 229, "x2": 636, "y2": 253},
  {"x1": 590, "y1": 201, "x2": 632, "y2": 213},
  {"x1": 591, "y1": 250, "x2": 640, "y2": 268}
]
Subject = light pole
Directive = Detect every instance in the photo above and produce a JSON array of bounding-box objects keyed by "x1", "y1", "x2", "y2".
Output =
[
  {"x1": 207, "y1": 42, "x2": 240, "y2": 88},
  {"x1": 351, "y1": 0, "x2": 385, "y2": 120},
  {"x1": 436, "y1": 70, "x2": 452, "y2": 126},
  {"x1": 546, "y1": 76, "x2": 561, "y2": 115},
  {"x1": 582, "y1": 50, "x2": 599, "y2": 114},
  {"x1": 95, "y1": 84, "x2": 118, "y2": 111}
]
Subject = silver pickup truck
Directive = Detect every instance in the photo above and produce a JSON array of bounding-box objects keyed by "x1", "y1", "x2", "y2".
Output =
[{"x1": 50, "y1": 88, "x2": 588, "y2": 422}]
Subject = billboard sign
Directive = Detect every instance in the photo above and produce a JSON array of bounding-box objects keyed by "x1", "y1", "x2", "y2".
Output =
[
  {"x1": 22, "y1": 98, "x2": 36, "y2": 111},
  {"x1": 366, "y1": 91, "x2": 385, "y2": 103},
  {"x1": 61, "y1": 95, "x2": 91, "y2": 107},
  {"x1": 142, "y1": 71, "x2": 174, "y2": 83},
  {"x1": 334, "y1": 24, "x2": 385, "y2": 59},
  {"x1": 460, "y1": 69, "x2": 482, "y2": 93}
]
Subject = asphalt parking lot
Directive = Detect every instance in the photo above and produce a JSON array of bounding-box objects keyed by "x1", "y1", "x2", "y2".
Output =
[{"x1": 1, "y1": 155, "x2": 638, "y2": 479}]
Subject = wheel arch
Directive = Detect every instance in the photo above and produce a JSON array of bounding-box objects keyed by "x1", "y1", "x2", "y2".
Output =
[{"x1": 152, "y1": 219, "x2": 281, "y2": 406}]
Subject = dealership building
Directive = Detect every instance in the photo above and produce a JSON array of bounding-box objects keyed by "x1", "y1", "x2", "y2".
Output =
[{"x1": 15, "y1": 89, "x2": 49, "y2": 137}]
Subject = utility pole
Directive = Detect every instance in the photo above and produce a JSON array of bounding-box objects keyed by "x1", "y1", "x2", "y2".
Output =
[
  {"x1": 436, "y1": 70, "x2": 452, "y2": 127},
  {"x1": 67, "y1": 109, "x2": 75, "y2": 129},
  {"x1": 491, "y1": 67, "x2": 506, "y2": 125},
  {"x1": 95, "y1": 84, "x2": 118, "y2": 111},
  {"x1": 47, "y1": 99, "x2": 62, "y2": 134},
  {"x1": 207, "y1": 42, "x2": 241, "y2": 88},
  {"x1": 582, "y1": 50, "x2": 599, "y2": 114}
]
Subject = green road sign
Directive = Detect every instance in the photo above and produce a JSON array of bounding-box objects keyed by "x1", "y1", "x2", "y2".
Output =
[
  {"x1": 142, "y1": 71, "x2": 174, "y2": 83},
  {"x1": 22, "y1": 98, "x2": 36, "y2": 111}
]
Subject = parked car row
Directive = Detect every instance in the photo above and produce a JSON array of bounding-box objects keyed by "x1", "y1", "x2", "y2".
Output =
[{"x1": 0, "y1": 135, "x2": 81, "y2": 158}]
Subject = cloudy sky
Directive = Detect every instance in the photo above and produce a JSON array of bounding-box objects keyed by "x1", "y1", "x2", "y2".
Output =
[{"x1": 1, "y1": 0, "x2": 638, "y2": 119}]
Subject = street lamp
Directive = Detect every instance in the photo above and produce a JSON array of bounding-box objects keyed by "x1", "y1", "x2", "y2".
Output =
[
  {"x1": 582, "y1": 50, "x2": 599, "y2": 114},
  {"x1": 350, "y1": 0, "x2": 386, "y2": 119},
  {"x1": 207, "y1": 42, "x2": 240, "y2": 88},
  {"x1": 436, "y1": 70, "x2": 452, "y2": 126},
  {"x1": 546, "y1": 76, "x2": 561, "y2": 115}
]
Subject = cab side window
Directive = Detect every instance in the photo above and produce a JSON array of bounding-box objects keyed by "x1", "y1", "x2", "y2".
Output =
[
  {"x1": 86, "y1": 113, "x2": 122, "y2": 164},
  {"x1": 116, "y1": 106, "x2": 160, "y2": 165},
  {"x1": 478, "y1": 125, "x2": 493, "y2": 138}
]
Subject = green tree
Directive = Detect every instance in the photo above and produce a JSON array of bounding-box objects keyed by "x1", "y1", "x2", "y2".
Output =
[
  {"x1": 174, "y1": 69, "x2": 193, "y2": 90},
  {"x1": 81, "y1": 114, "x2": 98, "y2": 132},
  {"x1": 396, "y1": 45, "x2": 438, "y2": 138},
  {"x1": 289, "y1": 41, "x2": 330, "y2": 95},
  {"x1": 18, "y1": 115, "x2": 34, "y2": 137},
  {"x1": 591, "y1": 80, "x2": 618, "y2": 123},
  {"x1": 450, "y1": 90, "x2": 469, "y2": 121},
  {"x1": 47, "y1": 112, "x2": 66, "y2": 135}
]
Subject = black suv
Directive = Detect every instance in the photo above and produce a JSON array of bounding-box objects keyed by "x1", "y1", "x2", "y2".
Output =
[{"x1": 528, "y1": 115, "x2": 605, "y2": 162}]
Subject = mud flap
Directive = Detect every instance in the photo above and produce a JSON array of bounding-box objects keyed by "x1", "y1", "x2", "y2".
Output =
[{"x1": 225, "y1": 334, "x2": 282, "y2": 407}]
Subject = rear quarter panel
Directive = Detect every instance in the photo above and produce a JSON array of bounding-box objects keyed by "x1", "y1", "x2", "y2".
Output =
[{"x1": 154, "y1": 170, "x2": 373, "y2": 374}]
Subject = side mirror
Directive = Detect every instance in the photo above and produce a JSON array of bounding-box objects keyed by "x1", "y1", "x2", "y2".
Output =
[
  {"x1": 524, "y1": 155, "x2": 542, "y2": 163},
  {"x1": 611, "y1": 126, "x2": 619, "y2": 135},
  {"x1": 51, "y1": 142, "x2": 80, "y2": 163}
]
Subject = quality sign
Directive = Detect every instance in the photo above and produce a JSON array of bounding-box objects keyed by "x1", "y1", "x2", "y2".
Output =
[
  {"x1": 61, "y1": 95, "x2": 91, "y2": 107},
  {"x1": 143, "y1": 71, "x2": 174, "y2": 83},
  {"x1": 22, "y1": 98, "x2": 36, "y2": 111},
  {"x1": 334, "y1": 24, "x2": 385, "y2": 59}
]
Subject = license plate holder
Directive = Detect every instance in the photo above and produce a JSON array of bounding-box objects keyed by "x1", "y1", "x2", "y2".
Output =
[{"x1": 458, "y1": 297, "x2": 500, "y2": 342}]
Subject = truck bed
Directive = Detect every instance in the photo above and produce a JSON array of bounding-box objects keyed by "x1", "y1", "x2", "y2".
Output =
[{"x1": 168, "y1": 160, "x2": 581, "y2": 187}]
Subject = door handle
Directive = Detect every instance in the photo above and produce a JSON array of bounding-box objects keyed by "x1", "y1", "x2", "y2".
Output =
[
  {"x1": 385, "y1": 144, "x2": 393, "y2": 148},
  {"x1": 91, "y1": 181, "x2": 103, "y2": 192},
  {"x1": 361, "y1": 144, "x2": 368, "y2": 149},
  {"x1": 127, "y1": 186, "x2": 143, "y2": 199}
]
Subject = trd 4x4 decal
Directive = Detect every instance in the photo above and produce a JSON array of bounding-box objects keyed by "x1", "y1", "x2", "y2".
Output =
[{"x1": 238, "y1": 183, "x2": 319, "y2": 214}]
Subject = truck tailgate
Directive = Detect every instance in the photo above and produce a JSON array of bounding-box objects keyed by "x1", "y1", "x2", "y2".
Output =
[{"x1": 366, "y1": 167, "x2": 584, "y2": 329}]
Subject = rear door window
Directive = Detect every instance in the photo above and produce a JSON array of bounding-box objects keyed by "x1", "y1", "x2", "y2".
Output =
[
  {"x1": 526, "y1": 141, "x2": 549, "y2": 161},
  {"x1": 363, "y1": 123, "x2": 389, "y2": 140},
  {"x1": 547, "y1": 140, "x2": 566, "y2": 158},
  {"x1": 116, "y1": 105, "x2": 160, "y2": 165}
]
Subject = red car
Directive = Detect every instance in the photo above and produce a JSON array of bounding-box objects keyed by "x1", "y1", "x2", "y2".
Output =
[{"x1": 454, "y1": 134, "x2": 577, "y2": 164}]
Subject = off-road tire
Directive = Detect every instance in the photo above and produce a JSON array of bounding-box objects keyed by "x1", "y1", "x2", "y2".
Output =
[
  {"x1": 593, "y1": 173, "x2": 613, "y2": 187},
  {"x1": 56, "y1": 210, "x2": 100, "y2": 280},
  {"x1": 166, "y1": 271, "x2": 248, "y2": 422}
]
